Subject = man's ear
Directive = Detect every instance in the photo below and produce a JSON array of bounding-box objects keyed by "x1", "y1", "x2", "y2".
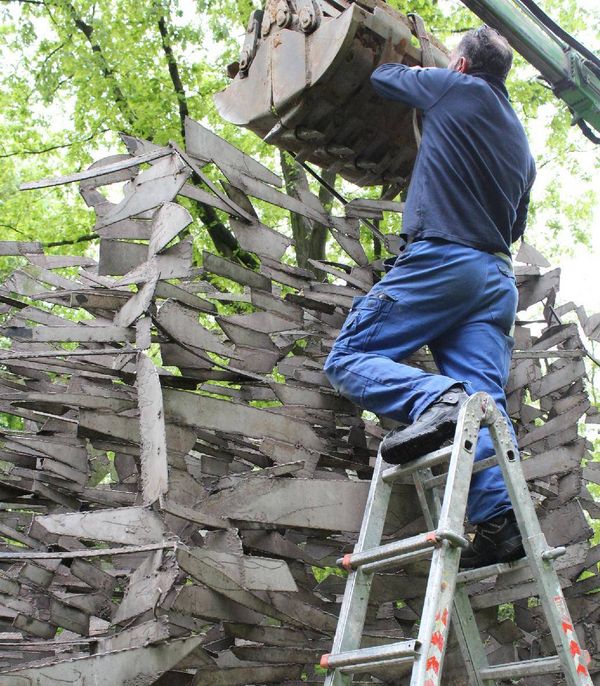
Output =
[{"x1": 456, "y1": 56, "x2": 470, "y2": 74}]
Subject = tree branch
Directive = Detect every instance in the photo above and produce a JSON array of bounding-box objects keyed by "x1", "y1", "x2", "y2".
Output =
[
  {"x1": 0, "y1": 129, "x2": 109, "y2": 159},
  {"x1": 0, "y1": 223, "x2": 25, "y2": 235},
  {"x1": 63, "y1": 2, "x2": 136, "y2": 129},
  {"x1": 42, "y1": 233, "x2": 96, "y2": 248},
  {"x1": 156, "y1": 11, "x2": 257, "y2": 269},
  {"x1": 371, "y1": 184, "x2": 392, "y2": 260},
  {"x1": 36, "y1": 40, "x2": 66, "y2": 72},
  {"x1": 280, "y1": 151, "x2": 314, "y2": 270},
  {"x1": 194, "y1": 197, "x2": 258, "y2": 269},
  {"x1": 0, "y1": 1, "x2": 48, "y2": 5},
  {"x1": 157, "y1": 14, "x2": 189, "y2": 141},
  {"x1": 309, "y1": 168, "x2": 336, "y2": 266},
  {"x1": 432, "y1": 26, "x2": 477, "y2": 34}
]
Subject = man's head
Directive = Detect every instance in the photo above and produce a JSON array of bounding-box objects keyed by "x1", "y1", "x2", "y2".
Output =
[{"x1": 448, "y1": 26, "x2": 513, "y2": 81}]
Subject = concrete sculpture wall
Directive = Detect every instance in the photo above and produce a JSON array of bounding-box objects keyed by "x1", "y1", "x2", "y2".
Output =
[{"x1": 0, "y1": 117, "x2": 598, "y2": 684}]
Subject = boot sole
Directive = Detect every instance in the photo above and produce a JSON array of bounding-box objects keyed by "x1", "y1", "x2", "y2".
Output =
[
  {"x1": 381, "y1": 419, "x2": 457, "y2": 465},
  {"x1": 459, "y1": 537, "x2": 525, "y2": 570}
]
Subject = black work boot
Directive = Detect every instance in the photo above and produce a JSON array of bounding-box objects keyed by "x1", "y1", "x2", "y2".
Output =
[
  {"x1": 380, "y1": 387, "x2": 469, "y2": 465},
  {"x1": 459, "y1": 510, "x2": 525, "y2": 569}
]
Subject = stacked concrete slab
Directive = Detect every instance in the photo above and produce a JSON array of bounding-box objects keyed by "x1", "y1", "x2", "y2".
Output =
[{"x1": 0, "y1": 118, "x2": 597, "y2": 684}]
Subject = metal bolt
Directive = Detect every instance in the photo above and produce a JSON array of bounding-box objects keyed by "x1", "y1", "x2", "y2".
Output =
[
  {"x1": 261, "y1": 14, "x2": 272, "y2": 36},
  {"x1": 299, "y1": 8, "x2": 314, "y2": 31},
  {"x1": 276, "y1": 8, "x2": 288, "y2": 26},
  {"x1": 541, "y1": 546, "x2": 567, "y2": 561}
]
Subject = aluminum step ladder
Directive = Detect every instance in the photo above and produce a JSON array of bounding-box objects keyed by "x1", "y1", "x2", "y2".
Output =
[{"x1": 320, "y1": 392, "x2": 593, "y2": 686}]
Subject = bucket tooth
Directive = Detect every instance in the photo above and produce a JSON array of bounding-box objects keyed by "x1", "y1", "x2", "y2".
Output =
[
  {"x1": 296, "y1": 127, "x2": 326, "y2": 142},
  {"x1": 355, "y1": 159, "x2": 379, "y2": 171},
  {"x1": 326, "y1": 143, "x2": 355, "y2": 157}
]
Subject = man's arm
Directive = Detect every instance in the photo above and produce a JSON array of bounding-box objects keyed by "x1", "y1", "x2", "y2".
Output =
[
  {"x1": 512, "y1": 190, "x2": 531, "y2": 243},
  {"x1": 512, "y1": 172, "x2": 536, "y2": 243},
  {"x1": 370, "y1": 63, "x2": 456, "y2": 111}
]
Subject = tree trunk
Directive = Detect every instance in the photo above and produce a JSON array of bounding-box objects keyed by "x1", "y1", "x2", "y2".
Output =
[{"x1": 280, "y1": 152, "x2": 335, "y2": 273}]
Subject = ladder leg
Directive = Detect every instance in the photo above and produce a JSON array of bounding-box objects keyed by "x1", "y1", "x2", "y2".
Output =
[
  {"x1": 323, "y1": 450, "x2": 394, "y2": 686},
  {"x1": 412, "y1": 469, "x2": 440, "y2": 531},
  {"x1": 414, "y1": 469, "x2": 494, "y2": 686},
  {"x1": 410, "y1": 396, "x2": 486, "y2": 686},
  {"x1": 452, "y1": 584, "x2": 495, "y2": 686},
  {"x1": 487, "y1": 402, "x2": 593, "y2": 686}
]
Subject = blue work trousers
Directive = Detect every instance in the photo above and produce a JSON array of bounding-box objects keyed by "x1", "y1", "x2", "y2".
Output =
[{"x1": 324, "y1": 239, "x2": 518, "y2": 524}]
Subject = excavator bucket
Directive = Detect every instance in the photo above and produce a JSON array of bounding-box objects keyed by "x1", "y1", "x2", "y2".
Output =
[{"x1": 214, "y1": 0, "x2": 448, "y2": 187}]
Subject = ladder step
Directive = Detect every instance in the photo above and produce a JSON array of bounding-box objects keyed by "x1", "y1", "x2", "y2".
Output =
[
  {"x1": 456, "y1": 546, "x2": 566, "y2": 584},
  {"x1": 320, "y1": 639, "x2": 419, "y2": 671},
  {"x1": 360, "y1": 546, "x2": 433, "y2": 574},
  {"x1": 381, "y1": 445, "x2": 452, "y2": 482},
  {"x1": 423, "y1": 454, "x2": 497, "y2": 489},
  {"x1": 339, "y1": 656, "x2": 415, "y2": 675},
  {"x1": 338, "y1": 529, "x2": 469, "y2": 571},
  {"x1": 456, "y1": 555, "x2": 531, "y2": 584},
  {"x1": 479, "y1": 655, "x2": 562, "y2": 679}
]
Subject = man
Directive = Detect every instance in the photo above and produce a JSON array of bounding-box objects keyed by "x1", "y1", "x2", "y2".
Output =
[{"x1": 324, "y1": 26, "x2": 536, "y2": 568}]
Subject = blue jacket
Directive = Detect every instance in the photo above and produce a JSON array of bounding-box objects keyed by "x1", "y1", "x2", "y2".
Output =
[{"x1": 371, "y1": 64, "x2": 536, "y2": 256}]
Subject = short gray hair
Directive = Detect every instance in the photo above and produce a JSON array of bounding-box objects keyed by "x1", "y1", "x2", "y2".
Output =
[{"x1": 457, "y1": 26, "x2": 513, "y2": 81}]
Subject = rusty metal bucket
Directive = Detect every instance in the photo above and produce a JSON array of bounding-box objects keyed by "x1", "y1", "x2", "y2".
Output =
[{"x1": 214, "y1": 0, "x2": 448, "y2": 187}]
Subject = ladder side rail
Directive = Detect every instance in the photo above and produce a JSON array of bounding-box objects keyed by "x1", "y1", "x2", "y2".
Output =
[
  {"x1": 410, "y1": 393, "x2": 488, "y2": 686},
  {"x1": 452, "y1": 585, "x2": 496, "y2": 686},
  {"x1": 486, "y1": 401, "x2": 594, "y2": 686},
  {"x1": 323, "y1": 449, "x2": 395, "y2": 686},
  {"x1": 412, "y1": 468, "x2": 439, "y2": 530},
  {"x1": 415, "y1": 464, "x2": 495, "y2": 686},
  {"x1": 414, "y1": 467, "x2": 492, "y2": 686}
]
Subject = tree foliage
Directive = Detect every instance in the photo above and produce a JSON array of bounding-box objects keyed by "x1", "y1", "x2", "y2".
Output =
[{"x1": 0, "y1": 0, "x2": 598, "y2": 263}]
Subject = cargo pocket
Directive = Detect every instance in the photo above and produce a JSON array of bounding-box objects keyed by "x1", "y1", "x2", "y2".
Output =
[
  {"x1": 336, "y1": 293, "x2": 395, "y2": 351},
  {"x1": 490, "y1": 263, "x2": 518, "y2": 336}
]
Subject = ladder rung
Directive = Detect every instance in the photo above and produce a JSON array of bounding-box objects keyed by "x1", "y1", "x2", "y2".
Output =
[
  {"x1": 423, "y1": 454, "x2": 497, "y2": 489},
  {"x1": 339, "y1": 656, "x2": 415, "y2": 674},
  {"x1": 456, "y1": 546, "x2": 566, "y2": 584},
  {"x1": 479, "y1": 655, "x2": 562, "y2": 679},
  {"x1": 456, "y1": 555, "x2": 531, "y2": 584},
  {"x1": 320, "y1": 639, "x2": 419, "y2": 671},
  {"x1": 338, "y1": 529, "x2": 469, "y2": 571},
  {"x1": 381, "y1": 445, "x2": 452, "y2": 482},
  {"x1": 360, "y1": 546, "x2": 432, "y2": 574}
]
